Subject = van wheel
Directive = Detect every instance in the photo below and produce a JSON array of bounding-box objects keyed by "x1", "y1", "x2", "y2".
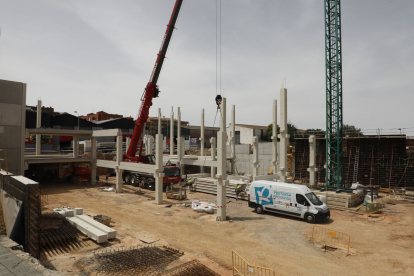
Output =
[
  {"x1": 255, "y1": 205, "x2": 264, "y2": 214},
  {"x1": 305, "y1": 213, "x2": 316, "y2": 223}
]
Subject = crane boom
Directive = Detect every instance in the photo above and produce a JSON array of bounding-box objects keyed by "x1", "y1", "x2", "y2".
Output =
[{"x1": 125, "y1": 0, "x2": 184, "y2": 161}]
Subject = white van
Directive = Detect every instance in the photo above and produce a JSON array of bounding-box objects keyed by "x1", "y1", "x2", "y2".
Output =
[{"x1": 248, "y1": 181, "x2": 330, "y2": 223}]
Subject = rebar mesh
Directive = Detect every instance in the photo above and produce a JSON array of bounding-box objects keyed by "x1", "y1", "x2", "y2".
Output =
[{"x1": 93, "y1": 245, "x2": 184, "y2": 275}]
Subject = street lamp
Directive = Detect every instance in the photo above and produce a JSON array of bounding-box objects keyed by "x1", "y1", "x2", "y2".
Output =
[{"x1": 74, "y1": 111, "x2": 79, "y2": 130}]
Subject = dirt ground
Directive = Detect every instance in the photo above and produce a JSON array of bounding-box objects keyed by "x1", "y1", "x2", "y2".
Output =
[{"x1": 40, "y1": 177, "x2": 414, "y2": 276}]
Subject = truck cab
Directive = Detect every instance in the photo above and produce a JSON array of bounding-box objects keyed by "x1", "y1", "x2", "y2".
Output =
[{"x1": 248, "y1": 181, "x2": 330, "y2": 223}]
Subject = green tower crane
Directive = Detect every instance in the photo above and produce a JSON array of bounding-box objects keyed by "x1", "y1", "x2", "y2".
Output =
[{"x1": 325, "y1": 0, "x2": 343, "y2": 190}]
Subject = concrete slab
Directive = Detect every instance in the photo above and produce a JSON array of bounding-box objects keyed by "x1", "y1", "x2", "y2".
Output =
[
  {"x1": 76, "y1": 215, "x2": 116, "y2": 240},
  {"x1": 66, "y1": 217, "x2": 108, "y2": 243},
  {"x1": 0, "y1": 244, "x2": 42, "y2": 276}
]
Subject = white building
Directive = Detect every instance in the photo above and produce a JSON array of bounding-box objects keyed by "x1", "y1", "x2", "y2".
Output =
[{"x1": 226, "y1": 124, "x2": 269, "y2": 145}]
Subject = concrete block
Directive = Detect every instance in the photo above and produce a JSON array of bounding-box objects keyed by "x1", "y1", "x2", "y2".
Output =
[
  {"x1": 0, "y1": 104, "x2": 22, "y2": 127},
  {"x1": 74, "y1": 208, "x2": 83, "y2": 215},
  {"x1": 66, "y1": 216, "x2": 108, "y2": 243},
  {"x1": 0, "y1": 80, "x2": 24, "y2": 105},
  {"x1": 62, "y1": 207, "x2": 74, "y2": 217},
  {"x1": 235, "y1": 144, "x2": 250, "y2": 155},
  {"x1": 76, "y1": 214, "x2": 116, "y2": 239},
  {"x1": 0, "y1": 170, "x2": 13, "y2": 190}
]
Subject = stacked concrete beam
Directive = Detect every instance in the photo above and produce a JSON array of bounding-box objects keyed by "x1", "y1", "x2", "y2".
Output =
[
  {"x1": 66, "y1": 216, "x2": 108, "y2": 243},
  {"x1": 278, "y1": 88, "x2": 289, "y2": 183}
]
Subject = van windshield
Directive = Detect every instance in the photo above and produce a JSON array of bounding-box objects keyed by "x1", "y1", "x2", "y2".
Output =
[{"x1": 305, "y1": 192, "x2": 323, "y2": 206}]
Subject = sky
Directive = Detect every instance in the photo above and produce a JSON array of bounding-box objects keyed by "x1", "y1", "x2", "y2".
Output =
[{"x1": 0, "y1": 0, "x2": 413, "y2": 135}]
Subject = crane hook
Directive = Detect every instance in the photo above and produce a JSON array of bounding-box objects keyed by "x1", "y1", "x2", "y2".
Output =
[{"x1": 215, "y1": 95, "x2": 222, "y2": 110}]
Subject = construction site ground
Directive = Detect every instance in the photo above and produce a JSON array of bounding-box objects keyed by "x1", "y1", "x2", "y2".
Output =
[{"x1": 40, "y1": 177, "x2": 414, "y2": 276}]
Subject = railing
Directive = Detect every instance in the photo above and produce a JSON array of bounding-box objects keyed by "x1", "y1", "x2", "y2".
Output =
[
  {"x1": 311, "y1": 226, "x2": 351, "y2": 255},
  {"x1": 232, "y1": 251, "x2": 275, "y2": 276}
]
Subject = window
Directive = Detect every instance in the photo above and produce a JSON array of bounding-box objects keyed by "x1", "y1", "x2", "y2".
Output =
[
  {"x1": 235, "y1": 131, "x2": 241, "y2": 144},
  {"x1": 305, "y1": 192, "x2": 323, "y2": 206},
  {"x1": 296, "y1": 194, "x2": 307, "y2": 205}
]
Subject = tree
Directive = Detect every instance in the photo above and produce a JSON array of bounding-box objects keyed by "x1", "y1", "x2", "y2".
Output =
[
  {"x1": 305, "y1": 128, "x2": 325, "y2": 137},
  {"x1": 342, "y1": 124, "x2": 363, "y2": 137},
  {"x1": 30, "y1": 134, "x2": 51, "y2": 144},
  {"x1": 267, "y1": 124, "x2": 280, "y2": 141},
  {"x1": 287, "y1": 122, "x2": 297, "y2": 142}
]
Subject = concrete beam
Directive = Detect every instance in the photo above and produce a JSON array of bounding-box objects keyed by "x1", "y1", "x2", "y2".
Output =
[
  {"x1": 216, "y1": 97, "x2": 228, "y2": 222},
  {"x1": 116, "y1": 134, "x2": 123, "y2": 193},
  {"x1": 75, "y1": 214, "x2": 116, "y2": 239},
  {"x1": 158, "y1": 108, "x2": 162, "y2": 135},
  {"x1": 26, "y1": 128, "x2": 92, "y2": 136},
  {"x1": 91, "y1": 137, "x2": 97, "y2": 186},
  {"x1": 66, "y1": 216, "x2": 108, "y2": 243},
  {"x1": 26, "y1": 157, "x2": 91, "y2": 164},
  {"x1": 93, "y1": 129, "x2": 122, "y2": 137},
  {"x1": 73, "y1": 136, "x2": 78, "y2": 158}
]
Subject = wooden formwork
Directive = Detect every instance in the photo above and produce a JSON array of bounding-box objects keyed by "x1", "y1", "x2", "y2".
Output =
[{"x1": 314, "y1": 190, "x2": 364, "y2": 208}]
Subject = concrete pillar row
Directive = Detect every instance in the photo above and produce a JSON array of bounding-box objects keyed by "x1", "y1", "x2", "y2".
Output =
[
  {"x1": 307, "y1": 135, "x2": 318, "y2": 187},
  {"x1": 278, "y1": 88, "x2": 289, "y2": 183}
]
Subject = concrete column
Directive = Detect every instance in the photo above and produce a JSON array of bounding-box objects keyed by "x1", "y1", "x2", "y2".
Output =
[
  {"x1": 158, "y1": 108, "x2": 162, "y2": 135},
  {"x1": 272, "y1": 100, "x2": 278, "y2": 174},
  {"x1": 231, "y1": 105, "x2": 236, "y2": 174},
  {"x1": 155, "y1": 134, "x2": 164, "y2": 204},
  {"x1": 307, "y1": 135, "x2": 318, "y2": 187},
  {"x1": 210, "y1": 137, "x2": 216, "y2": 178},
  {"x1": 36, "y1": 100, "x2": 41, "y2": 155},
  {"x1": 91, "y1": 137, "x2": 97, "y2": 186},
  {"x1": 170, "y1": 107, "x2": 174, "y2": 155},
  {"x1": 216, "y1": 97, "x2": 228, "y2": 221},
  {"x1": 145, "y1": 136, "x2": 154, "y2": 155},
  {"x1": 73, "y1": 136, "x2": 78, "y2": 158},
  {"x1": 116, "y1": 132, "x2": 123, "y2": 193},
  {"x1": 177, "y1": 107, "x2": 184, "y2": 174},
  {"x1": 278, "y1": 88, "x2": 289, "y2": 183},
  {"x1": 252, "y1": 136, "x2": 259, "y2": 177},
  {"x1": 126, "y1": 137, "x2": 131, "y2": 153},
  {"x1": 200, "y1": 109, "x2": 205, "y2": 173}
]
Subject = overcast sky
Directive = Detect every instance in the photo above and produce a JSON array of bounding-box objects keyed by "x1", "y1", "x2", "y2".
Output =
[{"x1": 1, "y1": 0, "x2": 413, "y2": 134}]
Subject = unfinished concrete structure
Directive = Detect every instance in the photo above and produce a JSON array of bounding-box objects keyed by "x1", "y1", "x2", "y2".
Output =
[{"x1": 0, "y1": 80, "x2": 26, "y2": 175}]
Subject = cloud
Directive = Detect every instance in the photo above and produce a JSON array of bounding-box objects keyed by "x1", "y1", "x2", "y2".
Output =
[{"x1": 0, "y1": 0, "x2": 413, "y2": 133}]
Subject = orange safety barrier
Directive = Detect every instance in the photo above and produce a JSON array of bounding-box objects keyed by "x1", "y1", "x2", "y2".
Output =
[
  {"x1": 232, "y1": 251, "x2": 275, "y2": 276},
  {"x1": 311, "y1": 225, "x2": 351, "y2": 255}
]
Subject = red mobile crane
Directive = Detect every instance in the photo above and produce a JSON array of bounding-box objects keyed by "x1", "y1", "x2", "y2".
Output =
[{"x1": 122, "y1": 0, "x2": 184, "y2": 188}]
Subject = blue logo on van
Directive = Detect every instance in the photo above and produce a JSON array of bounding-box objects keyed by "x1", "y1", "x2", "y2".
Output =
[{"x1": 254, "y1": 187, "x2": 273, "y2": 206}]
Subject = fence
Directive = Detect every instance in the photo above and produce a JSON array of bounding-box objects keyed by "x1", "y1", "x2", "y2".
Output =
[
  {"x1": 232, "y1": 251, "x2": 275, "y2": 276},
  {"x1": 311, "y1": 226, "x2": 351, "y2": 255}
]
